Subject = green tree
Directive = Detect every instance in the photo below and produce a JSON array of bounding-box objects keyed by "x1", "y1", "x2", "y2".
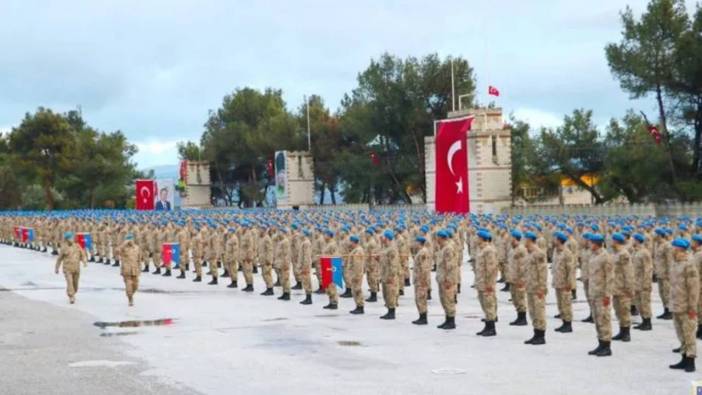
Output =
[
  {"x1": 177, "y1": 141, "x2": 204, "y2": 161},
  {"x1": 538, "y1": 109, "x2": 606, "y2": 204}
]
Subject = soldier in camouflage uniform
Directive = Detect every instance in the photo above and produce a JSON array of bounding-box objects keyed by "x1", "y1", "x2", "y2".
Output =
[
  {"x1": 54, "y1": 232, "x2": 87, "y2": 304},
  {"x1": 475, "y1": 230, "x2": 497, "y2": 336},
  {"x1": 587, "y1": 234, "x2": 614, "y2": 357},
  {"x1": 524, "y1": 231, "x2": 547, "y2": 345},
  {"x1": 347, "y1": 235, "x2": 365, "y2": 314},
  {"x1": 668, "y1": 238, "x2": 699, "y2": 373},
  {"x1": 632, "y1": 233, "x2": 653, "y2": 331},
  {"x1": 552, "y1": 231, "x2": 575, "y2": 333},
  {"x1": 412, "y1": 236, "x2": 432, "y2": 325}
]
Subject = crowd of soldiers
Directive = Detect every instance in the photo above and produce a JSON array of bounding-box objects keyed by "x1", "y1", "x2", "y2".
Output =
[{"x1": 1, "y1": 210, "x2": 701, "y2": 372}]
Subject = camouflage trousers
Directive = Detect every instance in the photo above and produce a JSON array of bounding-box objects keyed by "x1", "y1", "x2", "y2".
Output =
[
  {"x1": 64, "y1": 271, "x2": 80, "y2": 298},
  {"x1": 673, "y1": 312, "x2": 697, "y2": 357},
  {"x1": 440, "y1": 284, "x2": 457, "y2": 318},
  {"x1": 478, "y1": 290, "x2": 497, "y2": 321},
  {"x1": 366, "y1": 260, "x2": 380, "y2": 293},
  {"x1": 123, "y1": 274, "x2": 139, "y2": 300},
  {"x1": 152, "y1": 249, "x2": 162, "y2": 268},
  {"x1": 556, "y1": 289, "x2": 573, "y2": 322},
  {"x1": 301, "y1": 263, "x2": 313, "y2": 294},
  {"x1": 657, "y1": 277, "x2": 670, "y2": 308},
  {"x1": 382, "y1": 280, "x2": 398, "y2": 309},
  {"x1": 613, "y1": 295, "x2": 632, "y2": 328},
  {"x1": 242, "y1": 259, "x2": 254, "y2": 285},
  {"x1": 207, "y1": 254, "x2": 219, "y2": 278},
  {"x1": 326, "y1": 281, "x2": 338, "y2": 304},
  {"x1": 261, "y1": 260, "x2": 273, "y2": 288},
  {"x1": 510, "y1": 285, "x2": 527, "y2": 313},
  {"x1": 351, "y1": 276, "x2": 364, "y2": 307},
  {"x1": 227, "y1": 260, "x2": 239, "y2": 284},
  {"x1": 280, "y1": 263, "x2": 291, "y2": 293},
  {"x1": 293, "y1": 260, "x2": 302, "y2": 283},
  {"x1": 634, "y1": 289, "x2": 652, "y2": 319},
  {"x1": 527, "y1": 293, "x2": 546, "y2": 330},
  {"x1": 415, "y1": 283, "x2": 428, "y2": 314},
  {"x1": 592, "y1": 297, "x2": 612, "y2": 341},
  {"x1": 400, "y1": 256, "x2": 410, "y2": 283}
]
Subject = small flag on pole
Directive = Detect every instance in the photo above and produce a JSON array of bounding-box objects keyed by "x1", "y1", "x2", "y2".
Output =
[
  {"x1": 488, "y1": 86, "x2": 500, "y2": 97},
  {"x1": 75, "y1": 233, "x2": 92, "y2": 251},
  {"x1": 162, "y1": 243, "x2": 181, "y2": 269},
  {"x1": 647, "y1": 125, "x2": 662, "y2": 145},
  {"x1": 320, "y1": 256, "x2": 344, "y2": 289}
]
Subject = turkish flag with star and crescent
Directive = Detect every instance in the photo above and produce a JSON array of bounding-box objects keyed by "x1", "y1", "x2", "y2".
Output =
[
  {"x1": 135, "y1": 179, "x2": 156, "y2": 210},
  {"x1": 435, "y1": 117, "x2": 473, "y2": 214}
]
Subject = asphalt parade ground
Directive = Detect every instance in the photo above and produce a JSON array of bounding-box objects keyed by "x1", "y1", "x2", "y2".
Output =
[{"x1": 0, "y1": 244, "x2": 698, "y2": 395}]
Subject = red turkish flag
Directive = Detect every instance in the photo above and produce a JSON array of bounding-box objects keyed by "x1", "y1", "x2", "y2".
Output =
[
  {"x1": 647, "y1": 125, "x2": 662, "y2": 145},
  {"x1": 435, "y1": 117, "x2": 473, "y2": 213},
  {"x1": 488, "y1": 86, "x2": 500, "y2": 97},
  {"x1": 135, "y1": 179, "x2": 156, "y2": 210}
]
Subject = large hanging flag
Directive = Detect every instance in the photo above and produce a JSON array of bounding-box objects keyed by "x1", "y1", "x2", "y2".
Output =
[
  {"x1": 75, "y1": 233, "x2": 92, "y2": 251},
  {"x1": 320, "y1": 256, "x2": 344, "y2": 289},
  {"x1": 162, "y1": 243, "x2": 181, "y2": 269},
  {"x1": 435, "y1": 117, "x2": 473, "y2": 213},
  {"x1": 135, "y1": 179, "x2": 156, "y2": 210}
]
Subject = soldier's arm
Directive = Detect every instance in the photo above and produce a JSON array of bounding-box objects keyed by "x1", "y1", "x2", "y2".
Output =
[
  {"x1": 687, "y1": 265, "x2": 700, "y2": 316},
  {"x1": 55, "y1": 250, "x2": 64, "y2": 273},
  {"x1": 81, "y1": 248, "x2": 88, "y2": 267}
]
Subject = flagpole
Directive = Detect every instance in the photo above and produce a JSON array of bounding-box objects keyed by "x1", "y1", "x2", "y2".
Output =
[
  {"x1": 450, "y1": 59, "x2": 456, "y2": 112},
  {"x1": 305, "y1": 95, "x2": 311, "y2": 152}
]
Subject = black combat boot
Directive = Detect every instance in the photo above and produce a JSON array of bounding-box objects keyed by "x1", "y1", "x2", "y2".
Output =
[
  {"x1": 323, "y1": 302, "x2": 338, "y2": 310},
  {"x1": 350, "y1": 305, "x2": 364, "y2": 315},
  {"x1": 202, "y1": 261, "x2": 208, "y2": 267},
  {"x1": 595, "y1": 341, "x2": 612, "y2": 356},
  {"x1": 153, "y1": 267, "x2": 161, "y2": 275},
  {"x1": 193, "y1": 276, "x2": 202, "y2": 282},
  {"x1": 686, "y1": 356, "x2": 696, "y2": 372},
  {"x1": 208, "y1": 277, "x2": 218, "y2": 285},
  {"x1": 404, "y1": 278, "x2": 411, "y2": 287},
  {"x1": 252, "y1": 266, "x2": 258, "y2": 274},
  {"x1": 163, "y1": 269, "x2": 172, "y2": 277},
  {"x1": 365, "y1": 292, "x2": 377, "y2": 302},
  {"x1": 278, "y1": 292, "x2": 290, "y2": 301},
  {"x1": 227, "y1": 281, "x2": 237, "y2": 289},
  {"x1": 89, "y1": 256, "x2": 95, "y2": 263},
  {"x1": 261, "y1": 288, "x2": 274, "y2": 296},
  {"x1": 112, "y1": 260, "x2": 120, "y2": 267},
  {"x1": 697, "y1": 325, "x2": 702, "y2": 340},
  {"x1": 340, "y1": 288, "x2": 352, "y2": 298},
  {"x1": 427, "y1": 290, "x2": 432, "y2": 300},
  {"x1": 438, "y1": 316, "x2": 456, "y2": 330},
  {"x1": 412, "y1": 313, "x2": 428, "y2": 325},
  {"x1": 380, "y1": 308, "x2": 396, "y2": 320},
  {"x1": 612, "y1": 327, "x2": 630, "y2": 342},
  {"x1": 510, "y1": 311, "x2": 527, "y2": 326},
  {"x1": 217, "y1": 261, "x2": 222, "y2": 269},
  {"x1": 500, "y1": 283, "x2": 510, "y2": 292},
  {"x1": 670, "y1": 354, "x2": 687, "y2": 369},
  {"x1": 497, "y1": 276, "x2": 505, "y2": 283},
  {"x1": 531, "y1": 329, "x2": 546, "y2": 345},
  {"x1": 177, "y1": 271, "x2": 186, "y2": 279},
  {"x1": 581, "y1": 314, "x2": 594, "y2": 323},
  {"x1": 242, "y1": 284, "x2": 254, "y2": 292},
  {"x1": 399, "y1": 288, "x2": 404, "y2": 296},
  {"x1": 480, "y1": 320, "x2": 496, "y2": 336},
  {"x1": 630, "y1": 305, "x2": 639, "y2": 316},
  {"x1": 300, "y1": 294, "x2": 312, "y2": 305},
  {"x1": 476, "y1": 321, "x2": 490, "y2": 335},
  {"x1": 292, "y1": 281, "x2": 302, "y2": 290},
  {"x1": 222, "y1": 270, "x2": 230, "y2": 278},
  {"x1": 555, "y1": 321, "x2": 572, "y2": 333},
  {"x1": 634, "y1": 317, "x2": 652, "y2": 331},
  {"x1": 657, "y1": 308, "x2": 672, "y2": 320},
  {"x1": 588, "y1": 340, "x2": 603, "y2": 355},
  {"x1": 142, "y1": 265, "x2": 149, "y2": 273},
  {"x1": 524, "y1": 329, "x2": 538, "y2": 344}
]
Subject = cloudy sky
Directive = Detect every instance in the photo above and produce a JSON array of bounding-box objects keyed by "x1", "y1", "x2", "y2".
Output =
[{"x1": 0, "y1": 0, "x2": 697, "y2": 168}]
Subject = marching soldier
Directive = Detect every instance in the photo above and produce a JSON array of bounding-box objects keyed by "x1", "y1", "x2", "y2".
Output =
[
  {"x1": 508, "y1": 230, "x2": 529, "y2": 326},
  {"x1": 668, "y1": 238, "x2": 699, "y2": 373},
  {"x1": 54, "y1": 232, "x2": 87, "y2": 304},
  {"x1": 552, "y1": 231, "x2": 575, "y2": 333},
  {"x1": 632, "y1": 233, "x2": 653, "y2": 331},
  {"x1": 412, "y1": 236, "x2": 432, "y2": 325},
  {"x1": 347, "y1": 235, "x2": 365, "y2": 314},
  {"x1": 118, "y1": 233, "x2": 143, "y2": 306},
  {"x1": 475, "y1": 230, "x2": 497, "y2": 335},
  {"x1": 379, "y1": 230, "x2": 399, "y2": 319},
  {"x1": 524, "y1": 231, "x2": 547, "y2": 345},
  {"x1": 587, "y1": 234, "x2": 614, "y2": 357}
]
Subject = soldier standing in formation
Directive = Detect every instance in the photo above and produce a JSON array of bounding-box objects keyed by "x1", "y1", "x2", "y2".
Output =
[
  {"x1": 611, "y1": 232, "x2": 634, "y2": 342},
  {"x1": 524, "y1": 231, "x2": 547, "y2": 345},
  {"x1": 632, "y1": 233, "x2": 653, "y2": 331},
  {"x1": 552, "y1": 231, "x2": 575, "y2": 333},
  {"x1": 412, "y1": 236, "x2": 432, "y2": 325},
  {"x1": 348, "y1": 235, "x2": 365, "y2": 315},
  {"x1": 508, "y1": 230, "x2": 528, "y2": 326},
  {"x1": 668, "y1": 238, "x2": 699, "y2": 372},
  {"x1": 299, "y1": 230, "x2": 314, "y2": 305},
  {"x1": 587, "y1": 234, "x2": 614, "y2": 357},
  {"x1": 379, "y1": 230, "x2": 399, "y2": 320},
  {"x1": 475, "y1": 230, "x2": 497, "y2": 336}
]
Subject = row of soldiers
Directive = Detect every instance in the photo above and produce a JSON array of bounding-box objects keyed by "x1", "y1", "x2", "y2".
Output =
[{"x1": 1, "y1": 211, "x2": 702, "y2": 372}]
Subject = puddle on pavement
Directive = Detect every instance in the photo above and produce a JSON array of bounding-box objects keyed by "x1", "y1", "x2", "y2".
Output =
[
  {"x1": 94, "y1": 318, "x2": 175, "y2": 329},
  {"x1": 314, "y1": 314, "x2": 342, "y2": 318},
  {"x1": 337, "y1": 340, "x2": 361, "y2": 346},
  {"x1": 262, "y1": 317, "x2": 288, "y2": 322},
  {"x1": 100, "y1": 332, "x2": 139, "y2": 337},
  {"x1": 462, "y1": 314, "x2": 483, "y2": 319},
  {"x1": 21, "y1": 281, "x2": 37, "y2": 287}
]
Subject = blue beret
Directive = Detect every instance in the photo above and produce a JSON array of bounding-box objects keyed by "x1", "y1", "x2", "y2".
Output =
[
  {"x1": 524, "y1": 231, "x2": 537, "y2": 241},
  {"x1": 511, "y1": 229, "x2": 522, "y2": 240},
  {"x1": 303, "y1": 229, "x2": 311, "y2": 237},
  {"x1": 325, "y1": 229, "x2": 334, "y2": 237},
  {"x1": 420, "y1": 225, "x2": 429, "y2": 234},
  {"x1": 672, "y1": 238, "x2": 690, "y2": 249},
  {"x1": 64, "y1": 231, "x2": 74, "y2": 240},
  {"x1": 383, "y1": 230, "x2": 394, "y2": 241},
  {"x1": 416, "y1": 236, "x2": 427, "y2": 243},
  {"x1": 436, "y1": 230, "x2": 449, "y2": 239},
  {"x1": 350, "y1": 235, "x2": 360, "y2": 243},
  {"x1": 477, "y1": 230, "x2": 492, "y2": 241},
  {"x1": 680, "y1": 224, "x2": 688, "y2": 231},
  {"x1": 583, "y1": 232, "x2": 592, "y2": 240},
  {"x1": 591, "y1": 224, "x2": 600, "y2": 232},
  {"x1": 366, "y1": 227, "x2": 375, "y2": 235},
  {"x1": 612, "y1": 232, "x2": 626, "y2": 244},
  {"x1": 554, "y1": 231, "x2": 568, "y2": 243},
  {"x1": 655, "y1": 228, "x2": 667, "y2": 236},
  {"x1": 633, "y1": 233, "x2": 645, "y2": 243},
  {"x1": 589, "y1": 234, "x2": 605, "y2": 244},
  {"x1": 692, "y1": 234, "x2": 702, "y2": 244}
]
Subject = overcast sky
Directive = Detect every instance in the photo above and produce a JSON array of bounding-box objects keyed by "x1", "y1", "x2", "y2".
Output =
[{"x1": 1, "y1": 0, "x2": 697, "y2": 168}]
